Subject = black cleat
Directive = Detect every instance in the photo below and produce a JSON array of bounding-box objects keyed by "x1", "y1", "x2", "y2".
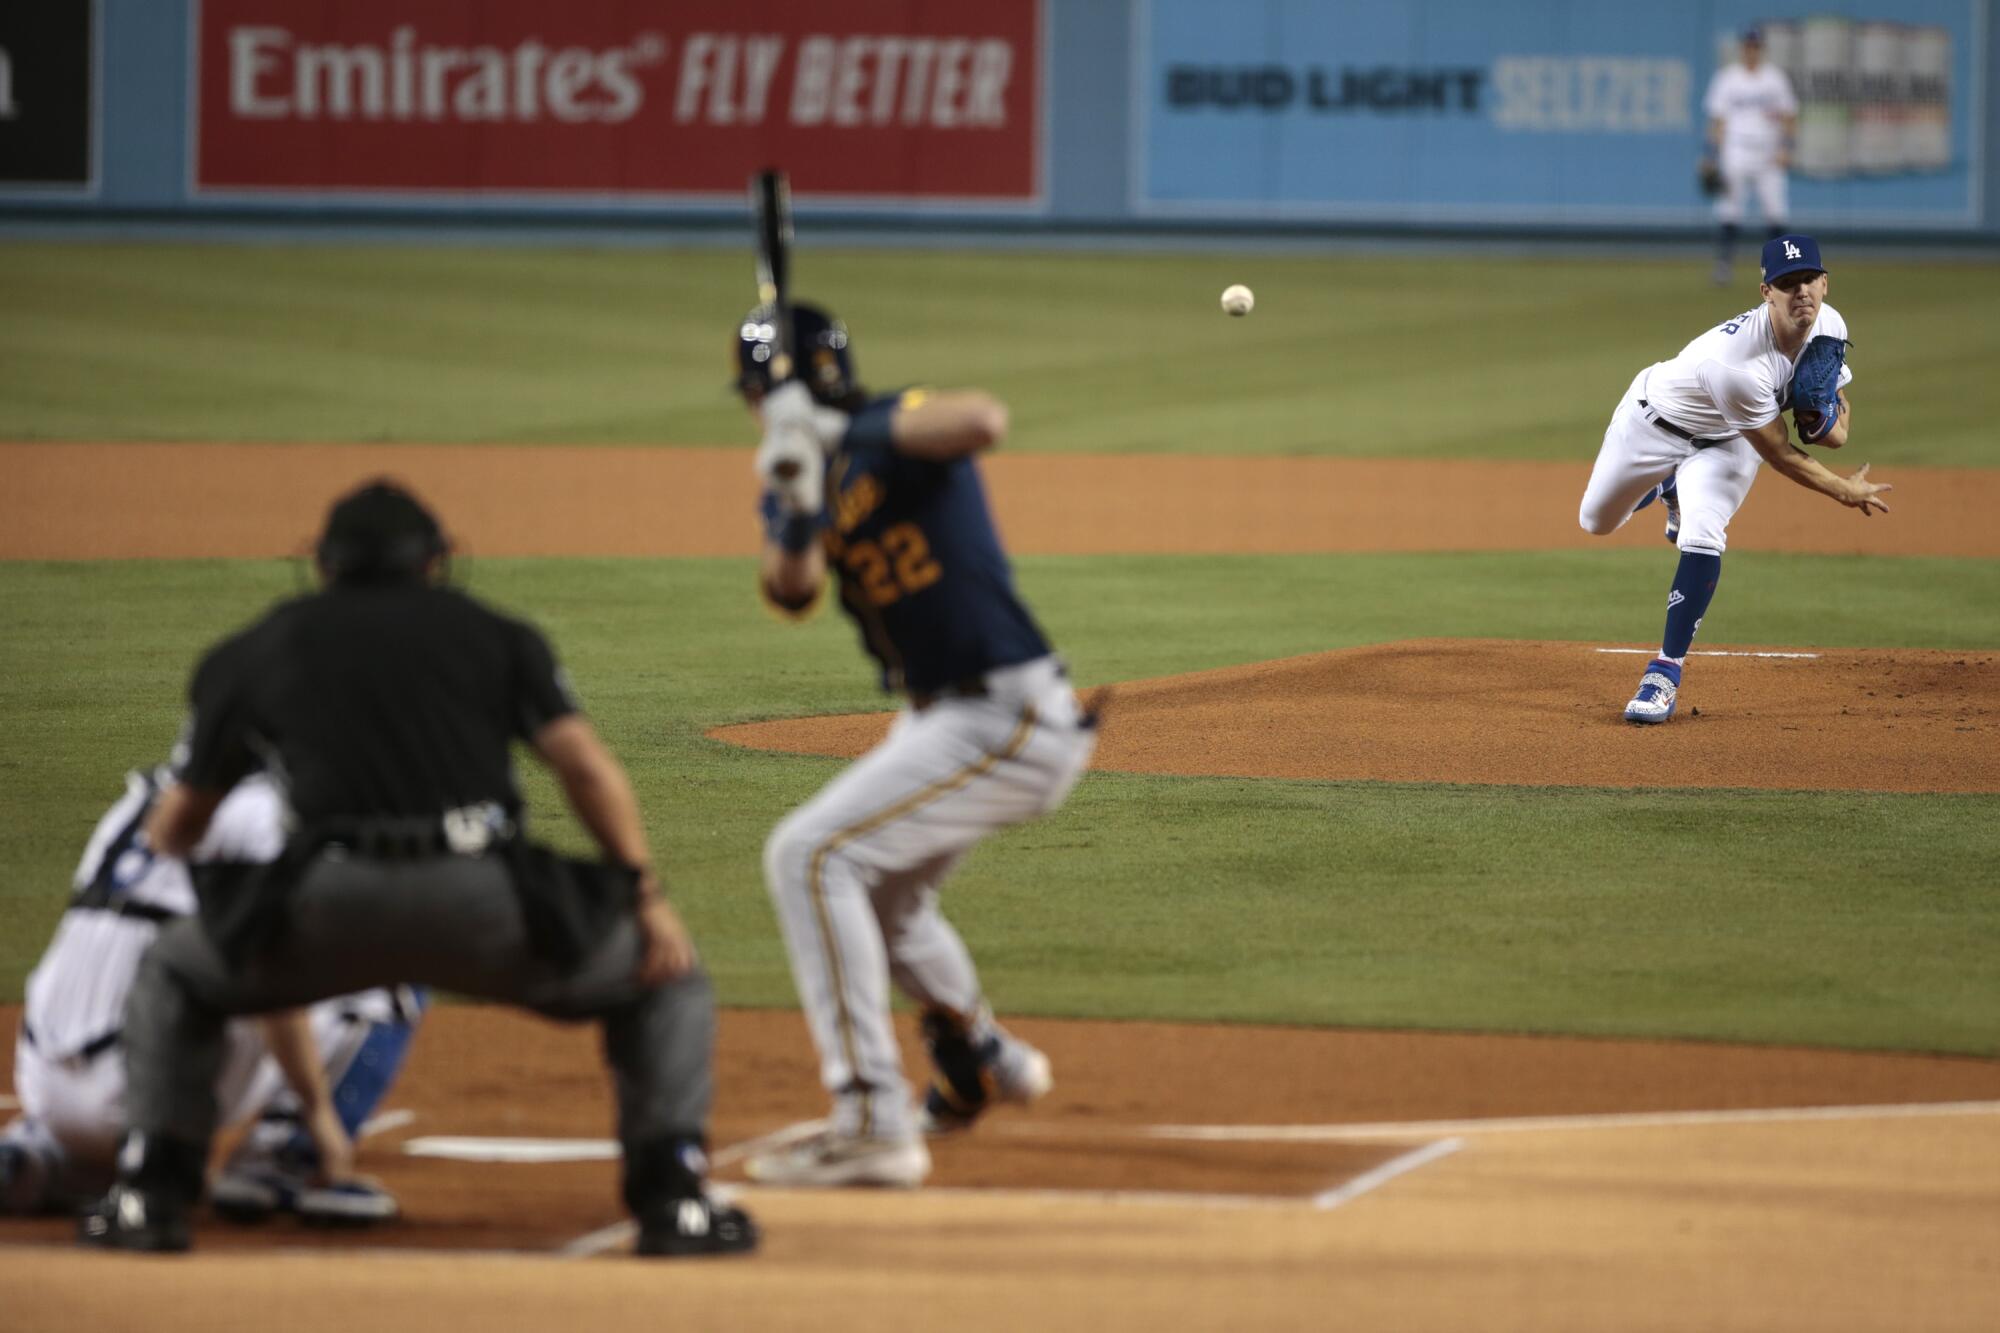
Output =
[
  {"x1": 917, "y1": 1006, "x2": 1053, "y2": 1136},
  {"x1": 635, "y1": 1195, "x2": 758, "y2": 1257},
  {"x1": 78, "y1": 1184, "x2": 192, "y2": 1253}
]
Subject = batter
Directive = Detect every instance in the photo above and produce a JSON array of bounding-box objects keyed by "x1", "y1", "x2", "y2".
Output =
[
  {"x1": 738, "y1": 302, "x2": 1097, "y2": 1187},
  {"x1": 1578, "y1": 233, "x2": 1890, "y2": 724}
]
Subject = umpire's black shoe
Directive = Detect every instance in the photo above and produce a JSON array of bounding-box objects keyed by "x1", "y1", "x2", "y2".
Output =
[
  {"x1": 78, "y1": 1183, "x2": 193, "y2": 1253},
  {"x1": 635, "y1": 1194, "x2": 758, "y2": 1257}
]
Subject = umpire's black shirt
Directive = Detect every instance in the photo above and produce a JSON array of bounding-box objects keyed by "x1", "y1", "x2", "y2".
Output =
[{"x1": 177, "y1": 585, "x2": 577, "y2": 821}]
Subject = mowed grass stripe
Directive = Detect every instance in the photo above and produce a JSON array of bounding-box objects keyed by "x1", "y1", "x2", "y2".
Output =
[
  {"x1": 1, "y1": 552, "x2": 1995, "y2": 1053},
  {"x1": 2, "y1": 243, "x2": 1997, "y2": 465}
]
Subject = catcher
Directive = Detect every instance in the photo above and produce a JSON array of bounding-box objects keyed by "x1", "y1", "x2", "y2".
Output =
[{"x1": 1576, "y1": 233, "x2": 1891, "y2": 723}]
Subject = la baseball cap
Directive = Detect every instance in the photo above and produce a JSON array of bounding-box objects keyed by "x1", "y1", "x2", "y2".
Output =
[
  {"x1": 1761, "y1": 233, "x2": 1826, "y2": 283},
  {"x1": 1741, "y1": 25, "x2": 1765, "y2": 43}
]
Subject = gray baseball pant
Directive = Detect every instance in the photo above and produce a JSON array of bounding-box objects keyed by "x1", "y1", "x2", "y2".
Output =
[{"x1": 121, "y1": 852, "x2": 713, "y2": 1159}]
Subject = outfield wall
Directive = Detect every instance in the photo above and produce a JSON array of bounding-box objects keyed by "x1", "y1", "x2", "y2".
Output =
[{"x1": 2, "y1": 0, "x2": 1995, "y2": 240}]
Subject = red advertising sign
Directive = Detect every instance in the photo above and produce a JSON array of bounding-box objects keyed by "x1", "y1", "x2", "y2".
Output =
[{"x1": 193, "y1": 0, "x2": 1041, "y2": 203}]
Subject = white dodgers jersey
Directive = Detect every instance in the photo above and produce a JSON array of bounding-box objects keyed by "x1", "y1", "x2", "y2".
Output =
[
  {"x1": 1643, "y1": 302, "x2": 1854, "y2": 440},
  {"x1": 1704, "y1": 63, "x2": 1798, "y2": 157},
  {"x1": 22, "y1": 772, "x2": 287, "y2": 1059}
]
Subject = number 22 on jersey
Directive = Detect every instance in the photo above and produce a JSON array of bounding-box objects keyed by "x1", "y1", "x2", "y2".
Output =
[{"x1": 832, "y1": 522, "x2": 943, "y2": 608}]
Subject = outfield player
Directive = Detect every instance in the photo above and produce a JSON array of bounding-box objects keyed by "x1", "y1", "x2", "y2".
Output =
[
  {"x1": 738, "y1": 303, "x2": 1097, "y2": 1187},
  {"x1": 1, "y1": 766, "x2": 419, "y2": 1223},
  {"x1": 1704, "y1": 27, "x2": 1799, "y2": 285},
  {"x1": 1577, "y1": 234, "x2": 1890, "y2": 724}
]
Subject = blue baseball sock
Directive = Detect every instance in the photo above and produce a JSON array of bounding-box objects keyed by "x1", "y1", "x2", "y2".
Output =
[{"x1": 1661, "y1": 551, "x2": 1722, "y2": 661}]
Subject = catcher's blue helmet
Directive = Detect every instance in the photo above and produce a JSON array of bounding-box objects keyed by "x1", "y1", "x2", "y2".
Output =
[{"x1": 735, "y1": 301, "x2": 857, "y2": 406}]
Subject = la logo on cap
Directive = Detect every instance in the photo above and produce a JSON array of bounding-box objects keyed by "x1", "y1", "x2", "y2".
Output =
[{"x1": 1783, "y1": 240, "x2": 1802, "y2": 259}]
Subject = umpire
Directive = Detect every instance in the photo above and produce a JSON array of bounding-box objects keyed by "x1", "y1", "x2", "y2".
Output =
[{"x1": 80, "y1": 479, "x2": 755, "y2": 1257}]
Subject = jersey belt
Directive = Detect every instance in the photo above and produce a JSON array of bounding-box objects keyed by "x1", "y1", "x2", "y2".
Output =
[
  {"x1": 908, "y1": 675, "x2": 990, "y2": 712},
  {"x1": 1637, "y1": 399, "x2": 1733, "y2": 447},
  {"x1": 20, "y1": 1021, "x2": 122, "y2": 1067}
]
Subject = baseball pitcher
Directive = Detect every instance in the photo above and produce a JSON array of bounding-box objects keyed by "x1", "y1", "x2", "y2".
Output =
[
  {"x1": 2, "y1": 767, "x2": 420, "y2": 1223},
  {"x1": 1578, "y1": 233, "x2": 1890, "y2": 723},
  {"x1": 739, "y1": 302, "x2": 1097, "y2": 1187}
]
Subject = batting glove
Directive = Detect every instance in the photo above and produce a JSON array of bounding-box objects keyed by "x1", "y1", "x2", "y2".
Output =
[
  {"x1": 761, "y1": 381, "x2": 851, "y2": 454},
  {"x1": 756, "y1": 420, "x2": 825, "y2": 515}
]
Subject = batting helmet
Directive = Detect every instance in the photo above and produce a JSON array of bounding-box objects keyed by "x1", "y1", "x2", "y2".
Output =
[
  {"x1": 734, "y1": 301, "x2": 860, "y2": 407},
  {"x1": 315, "y1": 479, "x2": 451, "y2": 586}
]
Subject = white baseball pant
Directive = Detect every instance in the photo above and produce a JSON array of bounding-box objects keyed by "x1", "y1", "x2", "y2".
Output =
[
  {"x1": 1578, "y1": 368, "x2": 1763, "y2": 556},
  {"x1": 762, "y1": 655, "x2": 1095, "y2": 1141},
  {"x1": 1715, "y1": 147, "x2": 1789, "y2": 225},
  {"x1": 4, "y1": 991, "x2": 401, "y2": 1207}
]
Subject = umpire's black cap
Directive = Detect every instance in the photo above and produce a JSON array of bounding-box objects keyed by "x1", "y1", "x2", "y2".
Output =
[{"x1": 315, "y1": 479, "x2": 450, "y2": 586}]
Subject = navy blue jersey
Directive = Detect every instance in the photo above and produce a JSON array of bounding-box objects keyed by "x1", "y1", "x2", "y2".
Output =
[{"x1": 816, "y1": 390, "x2": 1051, "y2": 693}]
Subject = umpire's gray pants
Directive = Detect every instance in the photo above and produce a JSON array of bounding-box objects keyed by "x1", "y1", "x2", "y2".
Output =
[{"x1": 122, "y1": 852, "x2": 713, "y2": 1155}]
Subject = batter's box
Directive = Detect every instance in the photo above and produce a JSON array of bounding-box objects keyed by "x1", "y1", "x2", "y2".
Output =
[{"x1": 919, "y1": 1129, "x2": 1419, "y2": 1201}]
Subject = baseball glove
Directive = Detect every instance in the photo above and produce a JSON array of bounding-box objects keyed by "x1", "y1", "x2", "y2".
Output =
[
  {"x1": 1698, "y1": 156, "x2": 1724, "y2": 198},
  {"x1": 1788, "y1": 334, "x2": 1850, "y2": 443}
]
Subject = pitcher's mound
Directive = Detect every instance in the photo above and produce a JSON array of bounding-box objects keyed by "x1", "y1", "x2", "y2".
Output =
[{"x1": 709, "y1": 640, "x2": 2000, "y2": 793}]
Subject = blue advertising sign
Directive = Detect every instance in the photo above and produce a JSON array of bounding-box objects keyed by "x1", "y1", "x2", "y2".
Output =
[{"x1": 1134, "y1": 0, "x2": 1985, "y2": 227}]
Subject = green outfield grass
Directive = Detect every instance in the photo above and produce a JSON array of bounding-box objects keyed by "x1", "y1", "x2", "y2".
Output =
[
  {"x1": 2, "y1": 241, "x2": 1997, "y2": 465},
  {"x1": 4, "y1": 553, "x2": 1996, "y2": 1054}
]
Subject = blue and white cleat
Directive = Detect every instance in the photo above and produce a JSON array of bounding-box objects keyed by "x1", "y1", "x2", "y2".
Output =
[
  {"x1": 1661, "y1": 477, "x2": 1682, "y2": 545},
  {"x1": 1624, "y1": 658, "x2": 1682, "y2": 725}
]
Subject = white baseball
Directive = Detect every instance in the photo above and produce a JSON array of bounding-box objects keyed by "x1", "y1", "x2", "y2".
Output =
[{"x1": 1220, "y1": 284, "x2": 1255, "y2": 317}]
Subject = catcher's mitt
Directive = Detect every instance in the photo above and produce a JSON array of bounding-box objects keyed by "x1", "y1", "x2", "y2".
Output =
[
  {"x1": 1698, "y1": 156, "x2": 1724, "y2": 198},
  {"x1": 1789, "y1": 334, "x2": 1849, "y2": 443}
]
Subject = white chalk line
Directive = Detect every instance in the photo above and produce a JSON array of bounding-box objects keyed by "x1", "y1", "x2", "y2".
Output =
[
  {"x1": 407, "y1": 1135, "x2": 618, "y2": 1163},
  {"x1": 557, "y1": 1219, "x2": 637, "y2": 1259},
  {"x1": 1311, "y1": 1137, "x2": 1463, "y2": 1209},
  {"x1": 359, "y1": 1108, "x2": 416, "y2": 1139},
  {"x1": 1594, "y1": 648, "x2": 1821, "y2": 659},
  {"x1": 551, "y1": 1120, "x2": 1467, "y2": 1256},
  {"x1": 511, "y1": 1101, "x2": 2000, "y2": 1257},
  {"x1": 426, "y1": 1118, "x2": 828, "y2": 1170},
  {"x1": 1142, "y1": 1098, "x2": 2000, "y2": 1144},
  {"x1": 555, "y1": 1121, "x2": 825, "y2": 1258},
  {"x1": 561, "y1": 1161, "x2": 1465, "y2": 1257}
]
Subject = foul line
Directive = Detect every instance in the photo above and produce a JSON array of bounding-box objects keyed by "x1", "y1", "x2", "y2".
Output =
[
  {"x1": 1594, "y1": 648, "x2": 1821, "y2": 659},
  {"x1": 1311, "y1": 1137, "x2": 1463, "y2": 1209},
  {"x1": 1144, "y1": 1098, "x2": 2000, "y2": 1144}
]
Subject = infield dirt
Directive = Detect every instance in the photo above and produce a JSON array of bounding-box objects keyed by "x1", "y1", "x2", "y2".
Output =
[{"x1": 5, "y1": 444, "x2": 1998, "y2": 559}]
